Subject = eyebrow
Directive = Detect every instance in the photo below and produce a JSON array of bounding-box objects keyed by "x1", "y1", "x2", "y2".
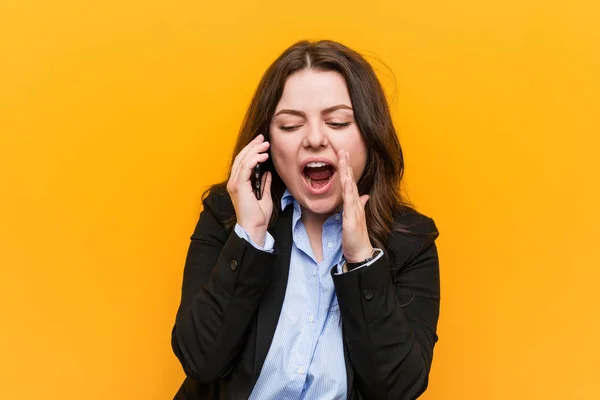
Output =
[{"x1": 274, "y1": 104, "x2": 353, "y2": 118}]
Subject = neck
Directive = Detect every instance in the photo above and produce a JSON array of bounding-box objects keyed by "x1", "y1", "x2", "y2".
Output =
[
  {"x1": 301, "y1": 209, "x2": 328, "y2": 231},
  {"x1": 300, "y1": 203, "x2": 342, "y2": 231}
]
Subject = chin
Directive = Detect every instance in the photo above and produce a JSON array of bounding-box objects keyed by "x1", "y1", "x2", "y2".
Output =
[{"x1": 302, "y1": 196, "x2": 341, "y2": 216}]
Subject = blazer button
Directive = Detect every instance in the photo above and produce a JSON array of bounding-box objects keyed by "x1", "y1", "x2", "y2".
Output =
[
  {"x1": 230, "y1": 259, "x2": 238, "y2": 271},
  {"x1": 363, "y1": 289, "x2": 373, "y2": 300}
]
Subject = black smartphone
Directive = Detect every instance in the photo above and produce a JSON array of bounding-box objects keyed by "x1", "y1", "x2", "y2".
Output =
[
  {"x1": 252, "y1": 163, "x2": 264, "y2": 200},
  {"x1": 251, "y1": 133, "x2": 270, "y2": 200}
]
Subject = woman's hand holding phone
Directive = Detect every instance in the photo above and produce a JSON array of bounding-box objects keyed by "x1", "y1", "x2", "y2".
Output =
[{"x1": 226, "y1": 134, "x2": 273, "y2": 247}]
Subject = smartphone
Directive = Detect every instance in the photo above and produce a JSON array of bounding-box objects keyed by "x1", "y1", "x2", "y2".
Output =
[
  {"x1": 251, "y1": 133, "x2": 270, "y2": 200},
  {"x1": 252, "y1": 163, "x2": 264, "y2": 200}
]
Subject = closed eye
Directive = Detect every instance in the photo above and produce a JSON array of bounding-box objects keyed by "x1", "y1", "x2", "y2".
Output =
[
  {"x1": 279, "y1": 125, "x2": 303, "y2": 131},
  {"x1": 327, "y1": 122, "x2": 352, "y2": 129},
  {"x1": 279, "y1": 122, "x2": 352, "y2": 131}
]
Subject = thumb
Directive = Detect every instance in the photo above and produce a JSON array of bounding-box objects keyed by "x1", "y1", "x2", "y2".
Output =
[
  {"x1": 359, "y1": 194, "x2": 370, "y2": 208},
  {"x1": 261, "y1": 171, "x2": 273, "y2": 199}
]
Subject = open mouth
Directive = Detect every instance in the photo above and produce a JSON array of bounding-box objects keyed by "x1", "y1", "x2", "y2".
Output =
[{"x1": 302, "y1": 162, "x2": 335, "y2": 190}]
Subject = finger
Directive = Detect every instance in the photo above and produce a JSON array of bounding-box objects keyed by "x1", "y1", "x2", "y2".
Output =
[
  {"x1": 344, "y1": 172, "x2": 355, "y2": 213},
  {"x1": 232, "y1": 136, "x2": 267, "y2": 180},
  {"x1": 239, "y1": 151, "x2": 270, "y2": 184},
  {"x1": 344, "y1": 151, "x2": 359, "y2": 208},
  {"x1": 338, "y1": 150, "x2": 347, "y2": 187},
  {"x1": 340, "y1": 152, "x2": 356, "y2": 215},
  {"x1": 231, "y1": 138, "x2": 269, "y2": 183},
  {"x1": 260, "y1": 170, "x2": 273, "y2": 201},
  {"x1": 338, "y1": 150, "x2": 349, "y2": 200},
  {"x1": 231, "y1": 134, "x2": 265, "y2": 178},
  {"x1": 359, "y1": 194, "x2": 370, "y2": 208},
  {"x1": 232, "y1": 134, "x2": 262, "y2": 167},
  {"x1": 346, "y1": 152, "x2": 358, "y2": 190}
]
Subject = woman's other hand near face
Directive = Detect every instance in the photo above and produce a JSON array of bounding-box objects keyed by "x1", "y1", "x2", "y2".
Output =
[{"x1": 338, "y1": 149, "x2": 373, "y2": 266}]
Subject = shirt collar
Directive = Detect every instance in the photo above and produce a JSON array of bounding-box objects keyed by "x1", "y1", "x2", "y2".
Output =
[{"x1": 281, "y1": 188, "x2": 295, "y2": 211}]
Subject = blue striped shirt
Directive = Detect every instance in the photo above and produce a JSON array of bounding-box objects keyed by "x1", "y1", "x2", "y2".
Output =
[
  {"x1": 234, "y1": 189, "x2": 383, "y2": 399},
  {"x1": 235, "y1": 190, "x2": 346, "y2": 400}
]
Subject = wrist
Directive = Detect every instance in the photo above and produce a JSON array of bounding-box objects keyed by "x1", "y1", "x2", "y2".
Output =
[
  {"x1": 246, "y1": 229, "x2": 267, "y2": 247},
  {"x1": 345, "y1": 247, "x2": 374, "y2": 264}
]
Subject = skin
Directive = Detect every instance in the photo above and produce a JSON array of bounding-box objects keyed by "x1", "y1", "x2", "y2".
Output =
[{"x1": 227, "y1": 69, "x2": 373, "y2": 265}]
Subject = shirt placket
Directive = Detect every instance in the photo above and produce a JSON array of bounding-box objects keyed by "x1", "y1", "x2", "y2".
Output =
[{"x1": 289, "y1": 221, "x2": 317, "y2": 384}]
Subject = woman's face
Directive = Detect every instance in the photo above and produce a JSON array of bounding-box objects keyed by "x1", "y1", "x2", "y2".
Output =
[{"x1": 269, "y1": 69, "x2": 367, "y2": 218}]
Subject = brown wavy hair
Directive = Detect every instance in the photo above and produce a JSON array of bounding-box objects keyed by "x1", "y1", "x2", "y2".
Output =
[{"x1": 204, "y1": 39, "x2": 416, "y2": 250}]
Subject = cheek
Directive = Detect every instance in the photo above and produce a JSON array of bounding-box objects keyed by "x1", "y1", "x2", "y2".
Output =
[
  {"x1": 269, "y1": 143, "x2": 294, "y2": 178},
  {"x1": 353, "y1": 156, "x2": 367, "y2": 180},
  {"x1": 348, "y1": 142, "x2": 368, "y2": 178},
  {"x1": 270, "y1": 135, "x2": 300, "y2": 165},
  {"x1": 270, "y1": 145, "x2": 284, "y2": 166},
  {"x1": 330, "y1": 132, "x2": 367, "y2": 173}
]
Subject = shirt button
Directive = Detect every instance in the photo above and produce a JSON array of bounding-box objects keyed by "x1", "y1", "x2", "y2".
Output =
[
  {"x1": 308, "y1": 314, "x2": 314, "y2": 323},
  {"x1": 334, "y1": 215, "x2": 341, "y2": 221},
  {"x1": 230, "y1": 259, "x2": 238, "y2": 271},
  {"x1": 297, "y1": 367, "x2": 304, "y2": 374},
  {"x1": 327, "y1": 242, "x2": 333, "y2": 248},
  {"x1": 363, "y1": 289, "x2": 373, "y2": 300}
]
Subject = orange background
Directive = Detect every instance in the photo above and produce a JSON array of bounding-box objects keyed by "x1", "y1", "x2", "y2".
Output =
[{"x1": 1, "y1": 1, "x2": 599, "y2": 399}]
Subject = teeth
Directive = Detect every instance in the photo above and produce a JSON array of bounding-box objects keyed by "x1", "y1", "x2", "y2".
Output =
[{"x1": 306, "y1": 161, "x2": 328, "y2": 168}]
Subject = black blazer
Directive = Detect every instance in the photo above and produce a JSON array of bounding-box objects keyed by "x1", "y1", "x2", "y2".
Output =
[{"x1": 171, "y1": 189, "x2": 440, "y2": 400}]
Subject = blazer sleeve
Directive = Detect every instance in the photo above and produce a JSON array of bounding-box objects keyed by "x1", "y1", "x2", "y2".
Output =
[
  {"x1": 333, "y1": 213, "x2": 440, "y2": 400},
  {"x1": 171, "y1": 191, "x2": 279, "y2": 384}
]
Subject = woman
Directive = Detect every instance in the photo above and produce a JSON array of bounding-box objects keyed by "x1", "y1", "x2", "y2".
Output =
[{"x1": 171, "y1": 40, "x2": 440, "y2": 400}]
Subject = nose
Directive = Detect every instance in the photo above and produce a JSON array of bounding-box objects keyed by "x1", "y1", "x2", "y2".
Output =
[{"x1": 302, "y1": 123, "x2": 329, "y2": 149}]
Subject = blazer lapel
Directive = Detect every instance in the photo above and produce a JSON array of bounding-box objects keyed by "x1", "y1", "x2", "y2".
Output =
[{"x1": 252, "y1": 205, "x2": 294, "y2": 383}]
